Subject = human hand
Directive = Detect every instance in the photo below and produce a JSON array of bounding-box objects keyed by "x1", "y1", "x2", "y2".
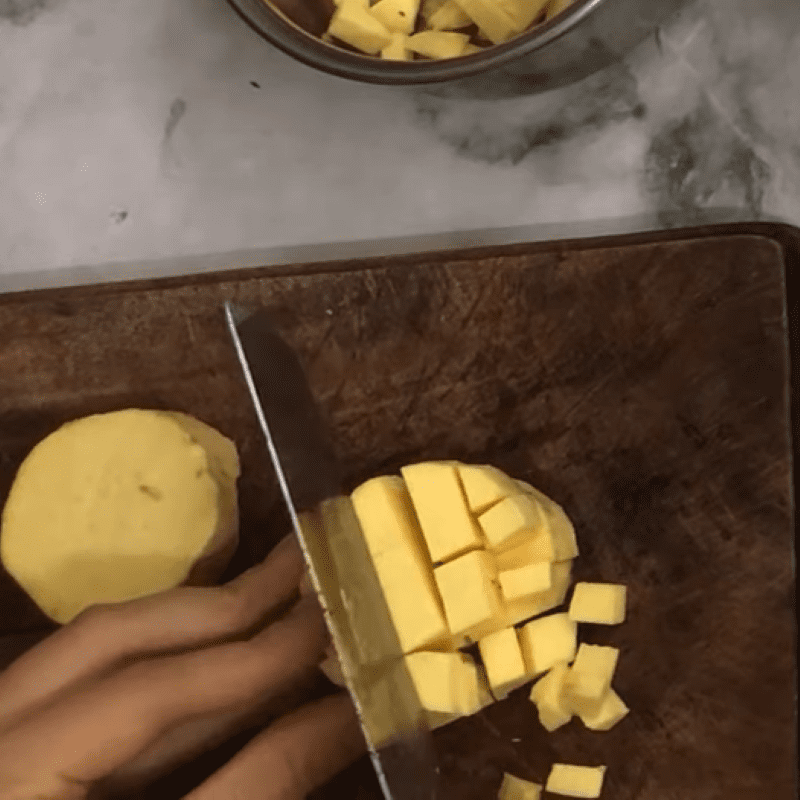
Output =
[{"x1": 0, "y1": 535, "x2": 366, "y2": 800}]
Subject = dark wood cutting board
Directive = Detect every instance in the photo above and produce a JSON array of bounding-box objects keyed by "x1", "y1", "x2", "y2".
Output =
[{"x1": 0, "y1": 224, "x2": 796, "y2": 800}]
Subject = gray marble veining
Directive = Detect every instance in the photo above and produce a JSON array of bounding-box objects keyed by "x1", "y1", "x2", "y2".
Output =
[{"x1": 0, "y1": 0, "x2": 798, "y2": 291}]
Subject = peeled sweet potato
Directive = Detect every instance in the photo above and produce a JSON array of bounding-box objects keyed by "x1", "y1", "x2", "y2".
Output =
[{"x1": 0, "y1": 409, "x2": 240, "y2": 624}]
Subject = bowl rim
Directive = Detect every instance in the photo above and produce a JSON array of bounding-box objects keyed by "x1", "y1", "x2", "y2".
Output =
[{"x1": 226, "y1": 0, "x2": 607, "y2": 85}]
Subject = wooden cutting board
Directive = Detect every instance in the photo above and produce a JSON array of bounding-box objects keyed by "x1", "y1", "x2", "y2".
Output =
[{"x1": 0, "y1": 225, "x2": 796, "y2": 799}]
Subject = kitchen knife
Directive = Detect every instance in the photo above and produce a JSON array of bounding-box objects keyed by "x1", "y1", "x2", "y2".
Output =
[{"x1": 224, "y1": 302, "x2": 440, "y2": 800}]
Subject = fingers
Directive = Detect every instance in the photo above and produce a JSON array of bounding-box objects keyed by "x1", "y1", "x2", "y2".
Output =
[
  {"x1": 94, "y1": 669, "x2": 323, "y2": 798},
  {"x1": 184, "y1": 693, "x2": 366, "y2": 800},
  {"x1": 0, "y1": 590, "x2": 330, "y2": 787},
  {"x1": 0, "y1": 534, "x2": 304, "y2": 729}
]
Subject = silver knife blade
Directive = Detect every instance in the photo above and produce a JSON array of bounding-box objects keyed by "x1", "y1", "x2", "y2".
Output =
[{"x1": 224, "y1": 302, "x2": 440, "y2": 800}]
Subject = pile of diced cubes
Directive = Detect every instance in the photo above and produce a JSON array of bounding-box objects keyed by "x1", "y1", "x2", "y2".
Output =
[
  {"x1": 323, "y1": 0, "x2": 575, "y2": 60},
  {"x1": 350, "y1": 462, "x2": 628, "y2": 798}
]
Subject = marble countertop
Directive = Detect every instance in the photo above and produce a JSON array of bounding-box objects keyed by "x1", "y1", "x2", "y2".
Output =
[{"x1": 1, "y1": 0, "x2": 798, "y2": 293}]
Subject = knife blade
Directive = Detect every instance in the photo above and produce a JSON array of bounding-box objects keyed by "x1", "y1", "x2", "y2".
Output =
[{"x1": 224, "y1": 302, "x2": 440, "y2": 800}]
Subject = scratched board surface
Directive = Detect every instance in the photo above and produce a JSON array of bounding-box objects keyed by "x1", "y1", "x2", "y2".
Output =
[{"x1": 0, "y1": 228, "x2": 796, "y2": 799}]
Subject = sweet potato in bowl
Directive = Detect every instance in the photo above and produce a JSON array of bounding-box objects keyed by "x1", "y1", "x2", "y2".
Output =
[{"x1": 323, "y1": 0, "x2": 575, "y2": 60}]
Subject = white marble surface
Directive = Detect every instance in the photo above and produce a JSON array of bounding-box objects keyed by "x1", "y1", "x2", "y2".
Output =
[{"x1": 0, "y1": 0, "x2": 798, "y2": 292}]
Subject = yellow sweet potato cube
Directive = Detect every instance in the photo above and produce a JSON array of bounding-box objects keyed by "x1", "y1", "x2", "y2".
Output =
[
  {"x1": 498, "y1": 772, "x2": 542, "y2": 800},
  {"x1": 502, "y1": 560, "x2": 572, "y2": 627},
  {"x1": 519, "y1": 612, "x2": 577, "y2": 675},
  {"x1": 503, "y1": 0, "x2": 549, "y2": 29},
  {"x1": 370, "y1": 546, "x2": 449, "y2": 652},
  {"x1": 352, "y1": 475, "x2": 427, "y2": 558},
  {"x1": 352, "y1": 476, "x2": 448, "y2": 653},
  {"x1": 421, "y1": 0, "x2": 448, "y2": 17},
  {"x1": 529, "y1": 661, "x2": 572, "y2": 731},
  {"x1": 428, "y1": 0, "x2": 472, "y2": 29},
  {"x1": 401, "y1": 462, "x2": 482, "y2": 562},
  {"x1": 578, "y1": 688, "x2": 629, "y2": 731},
  {"x1": 499, "y1": 561, "x2": 552, "y2": 601},
  {"x1": 328, "y1": 1, "x2": 393, "y2": 54},
  {"x1": 492, "y1": 494, "x2": 577, "y2": 565},
  {"x1": 545, "y1": 764, "x2": 606, "y2": 798},
  {"x1": 565, "y1": 644, "x2": 620, "y2": 714},
  {"x1": 478, "y1": 626, "x2": 531, "y2": 700},
  {"x1": 453, "y1": 0, "x2": 520, "y2": 43},
  {"x1": 479, "y1": 493, "x2": 547, "y2": 550},
  {"x1": 369, "y1": 0, "x2": 420, "y2": 35},
  {"x1": 407, "y1": 30, "x2": 470, "y2": 58},
  {"x1": 568, "y1": 582, "x2": 626, "y2": 625},
  {"x1": 457, "y1": 464, "x2": 519, "y2": 514},
  {"x1": 405, "y1": 650, "x2": 491, "y2": 715},
  {"x1": 494, "y1": 529, "x2": 555, "y2": 570},
  {"x1": 381, "y1": 33, "x2": 412, "y2": 60},
  {"x1": 434, "y1": 549, "x2": 503, "y2": 641}
]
